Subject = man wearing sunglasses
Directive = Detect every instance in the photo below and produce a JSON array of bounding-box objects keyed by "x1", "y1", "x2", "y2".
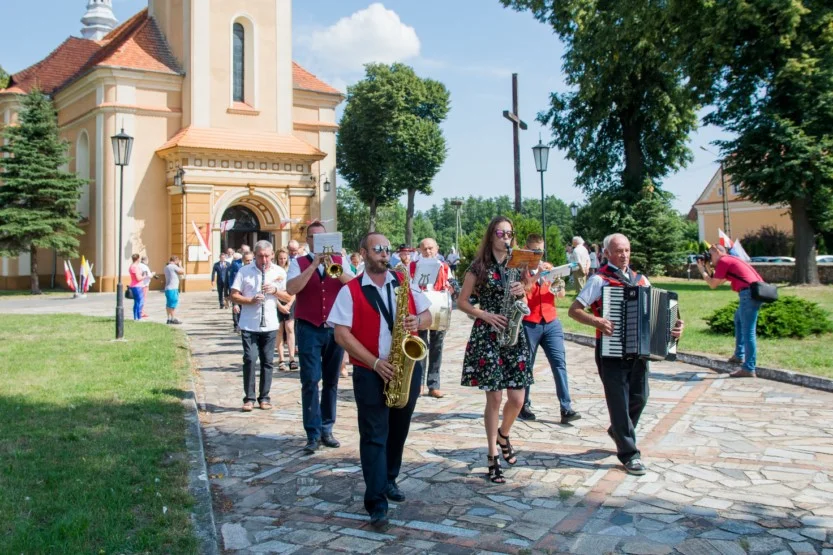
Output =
[
  {"x1": 328, "y1": 232, "x2": 433, "y2": 526},
  {"x1": 287, "y1": 221, "x2": 355, "y2": 454}
]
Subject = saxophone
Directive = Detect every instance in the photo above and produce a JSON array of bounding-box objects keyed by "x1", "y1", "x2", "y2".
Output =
[
  {"x1": 384, "y1": 266, "x2": 428, "y2": 409},
  {"x1": 497, "y1": 245, "x2": 532, "y2": 348}
]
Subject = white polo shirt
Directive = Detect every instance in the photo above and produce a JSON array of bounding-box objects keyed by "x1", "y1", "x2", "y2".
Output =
[
  {"x1": 231, "y1": 263, "x2": 286, "y2": 332},
  {"x1": 327, "y1": 271, "x2": 431, "y2": 360}
]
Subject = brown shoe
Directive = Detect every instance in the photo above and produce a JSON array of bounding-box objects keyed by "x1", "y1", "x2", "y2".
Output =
[
  {"x1": 428, "y1": 389, "x2": 444, "y2": 398},
  {"x1": 727, "y1": 356, "x2": 743, "y2": 364},
  {"x1": 259, "y1": 401, "x2": 273, "y2": 410},
  {"x1": 242, "y1": 401, "x2": 254, "y2": 412},
  {"x1": 729, "y1": 369, "x2": 756, "y2": 378}
]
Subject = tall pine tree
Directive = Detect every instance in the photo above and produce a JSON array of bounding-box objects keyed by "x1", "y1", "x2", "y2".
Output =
[{"x1": 0, "y1": 89, "x2": 85, "y2": 293}]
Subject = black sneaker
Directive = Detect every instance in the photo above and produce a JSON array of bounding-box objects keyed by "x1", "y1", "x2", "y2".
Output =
[
  {"x1": 624, "y1": 458, "x2": 647, "y2": 476},
  {"x1": 369, "y1": 509, "x2": 389, "y2": 527},
  {"x1": 560, "y1": 410, "x2": 582, "y2": 424},
  {"x1": 303, "y1": 438, "x2": 319, "y2": 454},
  {"x1": 385, "y1": 482, "x2": 406, "y2": 502},
  {"x1": 518, "y1": 404, "x2": 536, "y2": 421},
  {"x1": 169, "y1": 318, "x2": 182, "y2": 325},
  {"x1": 320, "y1": 434, "x2": 340, "y2": 448}
]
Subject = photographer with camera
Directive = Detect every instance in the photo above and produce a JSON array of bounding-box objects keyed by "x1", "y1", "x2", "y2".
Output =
[{"x1": 697, "y1": 244, "x2": 764, "y2": 378}]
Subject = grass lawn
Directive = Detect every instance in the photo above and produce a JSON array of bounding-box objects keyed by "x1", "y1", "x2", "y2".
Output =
[
  {"x1": 556, "y1": 277, "x2": 833, "y2": 378},
  {"x1": 0, "y1": 315, "x2": 197, "y2": 554},
  {"x1": 0, "y1": 289, "x2": 71, "y2": 298}
]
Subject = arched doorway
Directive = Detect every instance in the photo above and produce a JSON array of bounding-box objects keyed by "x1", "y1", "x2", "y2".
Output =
[{"x1": 221, "y1": 205, "x2": 273, "y2": 251}]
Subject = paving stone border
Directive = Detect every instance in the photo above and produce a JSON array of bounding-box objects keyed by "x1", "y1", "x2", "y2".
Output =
[{"x1": 563, "y1": 331, "x2": 833, "y2": 393}]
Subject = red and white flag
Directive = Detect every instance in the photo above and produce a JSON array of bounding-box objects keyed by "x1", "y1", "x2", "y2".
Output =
[
  {"x1": 220, "y1": 219, "x2": 236, "y2": 233},
  {"x1": 718, "y1": 228, "x2": 733, "y2": 249},
  {"x1": 192, "y1": 221, "x2": 211, "y2": 257},
  {"x1": 64, "y1": 261, "x2": 76, "y2": 292}
]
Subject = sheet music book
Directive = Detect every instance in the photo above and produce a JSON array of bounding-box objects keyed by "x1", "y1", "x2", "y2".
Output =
[
  {"x1": 412, "y1": 258, "x2": 441, "y2": 289},
  {"x1": 539, "y1": 262, "x2": 576, "y2": 282},
  {"x1": 312, "y1": 232, "x2": 343, "y2": 255},
  {"x1": 507, "y1": 248, "x2": 543, "y2": 269}
]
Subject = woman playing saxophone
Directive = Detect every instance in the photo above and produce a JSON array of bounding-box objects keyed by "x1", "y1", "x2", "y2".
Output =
[
  {"x1": 328, "y1": 232, "x2": 432, "y2": 527},
  {"x1": 456, "y1": 216, "x2": 534, "y2": 485}
]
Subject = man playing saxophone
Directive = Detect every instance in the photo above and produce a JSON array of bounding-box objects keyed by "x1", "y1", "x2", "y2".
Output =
[{"x1": 328, "y1": 232, "x2": 433, "y2": 527}]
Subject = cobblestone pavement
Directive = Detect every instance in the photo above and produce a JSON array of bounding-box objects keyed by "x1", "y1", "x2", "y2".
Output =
[{"x1": 5, "y1": 292, "x2": 832, "y2": 553}]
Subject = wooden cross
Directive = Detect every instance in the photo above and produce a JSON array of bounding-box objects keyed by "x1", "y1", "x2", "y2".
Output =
[{"x1": 503, "y1": 73, "x2": 528, "y2": 212}]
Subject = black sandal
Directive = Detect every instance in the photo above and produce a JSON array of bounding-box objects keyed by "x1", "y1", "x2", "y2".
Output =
[
  {"x1": 496, "y1": 428, "x2": 518, "y2": 465},
  {"x1": 487, "y1": 455, "x2": 506, "y2": 484},
  {"x1": 289, "y1": 360, "x2": 299, "y2": 371}
]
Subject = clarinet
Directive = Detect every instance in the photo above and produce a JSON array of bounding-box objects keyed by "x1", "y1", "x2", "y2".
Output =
[{"x1": 260, "y1": 262, "x2": 267, "y2": 328}]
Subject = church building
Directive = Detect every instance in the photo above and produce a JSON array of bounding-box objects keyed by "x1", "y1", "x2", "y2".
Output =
[{"x1": 0, "y1": 0, "x2": 343, "y2": 291}]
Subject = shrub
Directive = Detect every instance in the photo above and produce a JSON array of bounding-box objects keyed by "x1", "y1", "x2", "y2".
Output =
[
  {"x1": 740, "y1": 225, "x2": 793, "y2": 257},
  {"x1": 705, "y1": 296, "x2": 833, "y2": 339}
]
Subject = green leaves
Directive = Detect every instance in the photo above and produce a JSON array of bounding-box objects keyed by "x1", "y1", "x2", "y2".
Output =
[{"x1": 0, "y1": 90, "x2": 86, "y2": 258}]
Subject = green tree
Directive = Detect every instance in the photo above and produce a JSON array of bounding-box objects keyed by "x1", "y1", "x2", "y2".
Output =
[
  {"x1": 501, "y1": 0, "x2": 701, "y2": 199},
  {"x1": 692, "y1": 0, "x2": 833, "y2": 284},
  {"x1": 0, "y1": 90, "x2": 86, "y2": 293},
  {"x1": 0, "y1": 65, "x2": 9, "y2": 89},
  {"x1": 337, "y1": 63, "x2": 449, "y2": 235}
]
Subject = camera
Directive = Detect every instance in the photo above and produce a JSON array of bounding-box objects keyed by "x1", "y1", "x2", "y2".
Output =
[{"x1": 695, "y1": 251, "x2": 711, "y2": 263}]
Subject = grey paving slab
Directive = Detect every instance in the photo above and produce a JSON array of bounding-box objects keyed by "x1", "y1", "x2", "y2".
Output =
[{"x1": 6, "y1": 291, "x2": 833, "y2": 554}]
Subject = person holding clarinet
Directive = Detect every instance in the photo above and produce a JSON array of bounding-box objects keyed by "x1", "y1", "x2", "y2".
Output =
[{"x1": 230, "y1": 240, "x2": 290, "y2": 412}]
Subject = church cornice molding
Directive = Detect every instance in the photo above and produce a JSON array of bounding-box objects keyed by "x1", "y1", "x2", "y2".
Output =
[
  {"x1": 53, "y1": 68, "x2": 183, "y2": 111},
  {"x1": 58, "y1": 104, "x2": 181, "y2": 131},
  {"x1": 293, "y1": 89, "x2": 344, "y2": 109},
  {"x1": 293, "y1": 120, "x2": 339, "y2": 132}
]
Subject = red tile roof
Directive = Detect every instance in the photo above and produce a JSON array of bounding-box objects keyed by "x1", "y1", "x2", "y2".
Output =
[
  {"x1": 157, "y1": 126, "x2": 325, "y2": 159},
  {"x1": 292, "y1": 63, "x2": 343, "y2": 96},
  {"x1": 1, "y1": 9, "x2": 182, "y2": 97},
  {"x1": 2, "y1": 10, "x2": 341, "y2": 100}
]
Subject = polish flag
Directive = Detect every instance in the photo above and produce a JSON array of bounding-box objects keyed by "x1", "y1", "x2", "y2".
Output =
[
  {"x1": 718, "y1": 229, "x2": 733, "y2": 249},
  {"x1": 192, "y1": 221, "x2": 211, "y2": 256},
  {"x1": 64, "y1": 261, "x2": 76, "y2": 292}
]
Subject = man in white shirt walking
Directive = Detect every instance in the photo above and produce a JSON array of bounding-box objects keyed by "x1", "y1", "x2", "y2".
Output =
[
  {"x1": 231, "y1": 240, "x2": 291, "y2": 412},
  {"x1": 571, "y1": 236, "x2": 591, "y2": 292}
]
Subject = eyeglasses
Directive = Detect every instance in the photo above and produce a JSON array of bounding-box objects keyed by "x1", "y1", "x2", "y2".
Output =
[
  {"x1": 371, "y1": 245, "x2": 392, "y2": 254},
  {"x1": 495, "y1": 230, "x2": 515, "y2": 239}
]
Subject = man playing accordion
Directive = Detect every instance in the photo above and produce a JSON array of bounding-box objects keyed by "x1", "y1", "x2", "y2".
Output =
[
  {"x1": 568, "y1": 233, "x2": 684, "y2": 476},
  {"x1": 328, "y1": 232, "x2": 432, "y2": 527}
]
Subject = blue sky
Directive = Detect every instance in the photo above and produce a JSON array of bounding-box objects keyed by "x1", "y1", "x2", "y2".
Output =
[{"x1": 1, "y1": 0, "x2": 730, "y2": 214}]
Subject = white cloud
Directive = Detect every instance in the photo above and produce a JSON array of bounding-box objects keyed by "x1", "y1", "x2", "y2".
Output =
[{"x1": 300, "y1": 3, "x2": 420, "y2": 74}]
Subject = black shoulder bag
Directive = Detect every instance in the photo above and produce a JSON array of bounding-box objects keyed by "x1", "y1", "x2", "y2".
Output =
[{"x1": 726, "y1": 264, "x2": 778, "y2": 303}]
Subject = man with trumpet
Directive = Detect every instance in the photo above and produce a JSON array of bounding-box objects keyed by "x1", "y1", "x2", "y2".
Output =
[
  {"x1": 287, "y1": 221, "x2": 355, "y2": 454},
  {"x1": 328, "y1": 232, "x2": 433, "y2": 526}
]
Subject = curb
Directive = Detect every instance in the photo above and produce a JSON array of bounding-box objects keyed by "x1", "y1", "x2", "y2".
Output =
[
  {"x1": 181, "y1": 335, "x2": 220, "y2": 555},
  {"x1": 563, "y1": 331, "x2": 833, "y2": 394}
]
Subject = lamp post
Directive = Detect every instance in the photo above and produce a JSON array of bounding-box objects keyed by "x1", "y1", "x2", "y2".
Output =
[
  {"x1": 700, "y1": 146, "x2": 731, "y2": 238},
  {"x1": 532, "y1": 138, "x2": 550, "y2": 260},
  {"x1": 570, "y1": 202, "x2": 578, "y2": 219},
  {"x1": 450, "y1": 198, "x2": 463, "y2": 253},
  {"x1": 111, "y1": 128, "x2": 134, "y2": 340}
]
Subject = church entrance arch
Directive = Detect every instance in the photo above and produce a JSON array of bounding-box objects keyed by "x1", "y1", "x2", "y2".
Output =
[{"x1": 221, "y1": 205, "x2": 272, "y2": 251}]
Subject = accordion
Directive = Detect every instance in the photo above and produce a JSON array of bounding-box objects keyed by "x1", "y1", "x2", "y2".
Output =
[{"x1": 601, "y1": 286, "x2": 679, "y2": 361}]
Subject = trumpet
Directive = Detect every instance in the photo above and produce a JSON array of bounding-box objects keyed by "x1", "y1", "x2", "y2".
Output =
[{"x1": 322, "y1": 246, "x2": 343, "y2": 278}]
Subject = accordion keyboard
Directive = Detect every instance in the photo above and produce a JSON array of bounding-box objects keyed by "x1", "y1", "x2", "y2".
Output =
[{"x1": 601, "y1": 287, "x2": 639, "y2": 357}]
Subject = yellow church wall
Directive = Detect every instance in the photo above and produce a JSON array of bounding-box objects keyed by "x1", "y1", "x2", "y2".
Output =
[
  {"x1": 183, "y1": 192, "x2": 212, "y2": 291},
  {"x1": 700, "y1": 205, "x2": 792, "y2": 245},
  {"x1": 57, "y1": 91, "x2": 97, "y2": 127},
  {"x1": 292, "y1": 105, "x2": 319, "y2": 122}
]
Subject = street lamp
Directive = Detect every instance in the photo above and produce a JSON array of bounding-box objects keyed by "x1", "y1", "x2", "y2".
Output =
[
  {"x1": 700, "y1": 146, "x2": 731, "y2": 238},
  {"x1": 111, "y1": 128, "x2": 134, "y2": 340},
  {"x1": 173, "y1": 166, "x2": 185, "y2": 189},
  {"x1": 322, "y1": 177, "x2": 331, "y2": 193},
  {"x1": 570, "y1": 202, "x2": 578, "y2": 219},
  {"x1": 532, "y1": 138, "x2": 550, "y2": 260},
  {"x1": 450, "y1": 198, "x2": 464, "y2": 254}
]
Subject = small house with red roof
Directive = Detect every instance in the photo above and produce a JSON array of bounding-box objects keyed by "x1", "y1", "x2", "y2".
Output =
[{"x1": 0, "y1": 0, "x2": 343, "y2": 291}]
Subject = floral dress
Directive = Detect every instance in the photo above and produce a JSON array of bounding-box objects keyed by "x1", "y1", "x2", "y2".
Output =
[{"x1": 461, "y1": 259, "x2": 533, "y2": 391}]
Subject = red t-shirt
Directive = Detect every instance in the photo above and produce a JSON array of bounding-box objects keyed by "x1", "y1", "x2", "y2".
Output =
[{"x1": 713, "y1": 256, "x2": 763, "y2": 292}]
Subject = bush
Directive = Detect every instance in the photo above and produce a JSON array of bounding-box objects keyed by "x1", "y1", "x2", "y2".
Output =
[
  {"x1": 740, "y1": 225, "x2": 793, "y2": 257},
  {"x1": 705, "y1": 296, "x2": 833, "y2": 339}
]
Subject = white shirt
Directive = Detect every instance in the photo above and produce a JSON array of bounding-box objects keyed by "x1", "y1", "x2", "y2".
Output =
[
  {"x1": 231, "y1": 263, "x2": 287, "y2": 332},
  {"x1": 573, "y1": 244, "x2": 591, "y2": 272},
  {"x1": 327, "y1": 271, "x2": 432, "y2": 360},
  {"x1": 576, "y1": 264, "x2": 651, "y2": 307},
  {"x1": 287, "y1": 255, "x2": 355, "y2": 281},
  {"x1": 140, "y1": 263, "x2": 152, "y2": 287}
]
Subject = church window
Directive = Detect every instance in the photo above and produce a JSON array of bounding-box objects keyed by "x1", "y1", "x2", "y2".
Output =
[{"x1": 233, "y1": 23, "x2": 245, "y2": 102}]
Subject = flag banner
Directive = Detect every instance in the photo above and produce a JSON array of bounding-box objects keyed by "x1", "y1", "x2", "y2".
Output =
[
  {"x1": 718, "y1": 228, "x2": 733, "y2": 249},
  {"x1": 87, "y1": 263, "x2": 95, "y2": 286},
  {"x1": 68, "y1": 261, "x2": 79, "y2": 293},
  {"x1": 730, "y1": 239, "x2": 751, "y2": 262},
  {"x1": 280, "y1": 217, "x2": 301, "y2": 229},
  {"x1": 80, "y1": 256, "x2": 88, "y2": 293},
  {"x1": 192, "y1": 221, "x2": 211, "y2": 256},
  {"x1": 64, "y1": 261, "x2": 75, "y2": 292},
  {"x1": 220, "y1": 219, "x2": 236, "y2": 233}
]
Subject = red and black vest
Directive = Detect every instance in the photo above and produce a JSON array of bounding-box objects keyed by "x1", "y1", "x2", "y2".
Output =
[
  {"x1": 345, "y1": 271, "x2": 416, "y2": 367},
  {"x1": 295, "y1": 254, "x2": 345, "y2": 327},
  {"x1": 524, "y1": 281, "x2": 558, "y2": 324},
  {"x1": 589, "y1": 263, "x2": 649, "y2": 338}
]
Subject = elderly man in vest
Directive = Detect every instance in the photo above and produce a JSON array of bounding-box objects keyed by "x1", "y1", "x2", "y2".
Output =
[
  {"x1": 287, "y1": 222, "x2": 355, "y2": 453},
  {"x1": 328, "y1": 231, "x2": 432, "y2": 527},
  {"x1": 410, "y1": 237, "x2": 452, "y2": 398},
  {"x1": 568, "y1": 233, "x2": 684, "y2": 476}
]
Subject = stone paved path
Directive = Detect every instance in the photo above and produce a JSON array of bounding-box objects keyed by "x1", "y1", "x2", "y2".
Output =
[{"x1": 4, "y1": 292, "x2": 832, "y2": 554}]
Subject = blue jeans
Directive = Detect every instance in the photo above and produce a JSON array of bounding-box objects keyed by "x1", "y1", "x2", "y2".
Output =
[
  {"x1": 734, "y1": 289, "x2": 763, "y2": 373},
  {"x1": 296, "y1": 320, "x2": 343, "y2": 441},
  {"x1": 523, "y1": 319, "x2": 572, "y2": 412},
  {"x1": 130, "y1": 286, "x2": 144, "y2": 320}
]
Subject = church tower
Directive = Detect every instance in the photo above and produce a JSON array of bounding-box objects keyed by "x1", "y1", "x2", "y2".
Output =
[{"x1": 80, "y1": 0, "x2": 118, "y2": 40}]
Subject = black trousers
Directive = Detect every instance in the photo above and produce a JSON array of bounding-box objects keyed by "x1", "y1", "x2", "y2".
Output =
[
  {"x1": 595, "y1": 342, "x2": 649, "y2": 464},
  {"x1": 418, "y1": 329, "x2": 446, "y2": 390},
  {"x1": 241, "y1": 330, "x2": 276, "y2": 403},
  {"x1": 216, "y1": 282, "x2": 227, "y2": 308},
  {"x1": 353, "y1": 361, "x2": 422, "y2": 515}
]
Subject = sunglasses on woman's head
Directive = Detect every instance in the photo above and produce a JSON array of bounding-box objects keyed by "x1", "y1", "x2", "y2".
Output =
[
  {"x1": 494, "y1": 230, "x2": 514, "y2": 239},
  {"x1": 371, "y1": 245, "x2": 392, "y2": 254}
]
